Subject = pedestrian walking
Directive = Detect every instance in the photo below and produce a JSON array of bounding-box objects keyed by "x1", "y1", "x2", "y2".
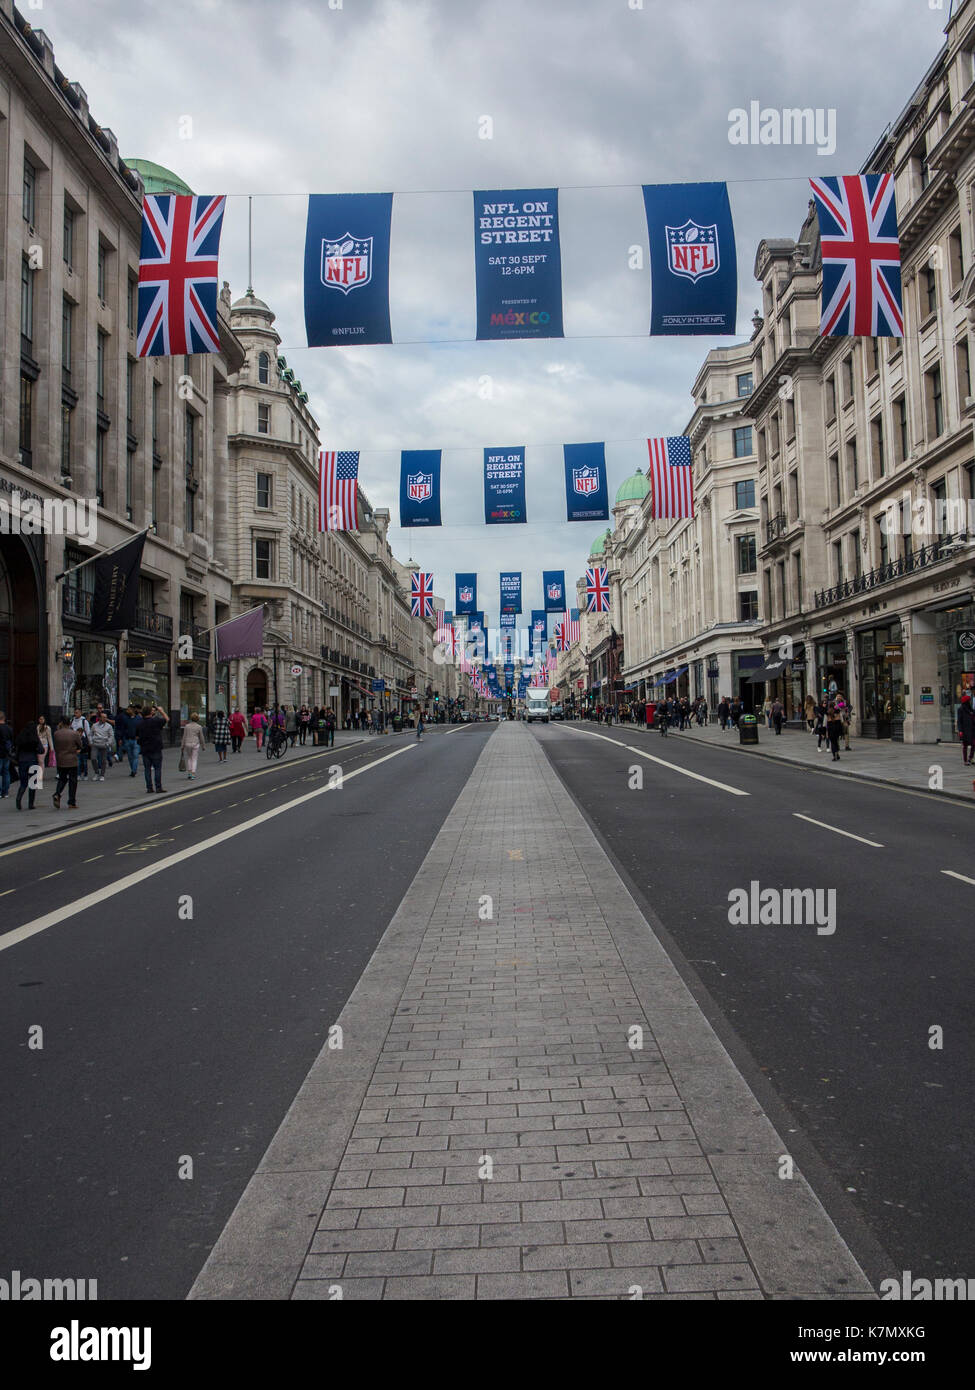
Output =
[
  {"x1": 138, "y1": 703, "x2": 168, "y2": 793},
  {"x1": 250, "y1": 706, "x2": 267, "y2": 751},
  {"x1": 814, "y1": 701, "x2": 828, "y2": 752},
  {"x1": 958, "y1": 692, "x2": 975, "y2": 765},
  {"x1": 52, "y1": 717, "x2": 83, "y2": 809},
  {"x1": 804, "y1": 694, "x2": 816, "y2": 731},
  {"x1": 285, "y1": 705, "x2": 298, "y2": 746},
  {"x1": 89, "y1": 711, "x2": 114, "y2": 780},
  {"x1": 826, "y1": 703, "x2": 843, "y2": 761},
  {"x1": 115, "y1": 705, "x2": 141, "y2": 776},
  {"x1": 180, "y1": 711, "x2": 206, "y2": 779},
  {"x1": 70, "y1": 707, "x2": 92, "y2": 780},
  {"x1": 717, "y1": 697, "x2": 730, "y2": 730},
  {"x1": 324, "y1": 707, "x2": 336, "y2": 747},
  {"x1": 13, "y1": 719, "x2": 43, "y2": 810},
  {"x1": 36, "y1": 715, "x2": 55, "y2": 786},
  {"x1": 730, "y1": 697, "x2": 743, "y2": 728},
  {"x1": 763, "y1": 695, "x2": 773, "y2": 729},
  {"x1": 212, "y1": 709, "x2": 230, "y2": 763},
  {"x1": 229, "y1": 708, "x2": 246, "y2": 753},
  {"x1": 298, "y1": 705, "x2": 310, "y2": 746},
  {"x1": 416, "y1": 711, "x2": 425, "y2": 741},
  {"x1": 0, "y1": 709, "x2": 13, "y2": 800},
  {"x1": 835, "y1": 695, "x2": 852, "y2": 751},
  {"x1": 771, "y1": 698, "x2": 784, "y2": 735}
]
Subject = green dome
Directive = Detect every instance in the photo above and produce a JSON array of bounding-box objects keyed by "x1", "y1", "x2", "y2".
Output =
[
  {"x1": 124, "y1": 159, "x2": 193, "y2": 196},
  {"x1": 615, "y1": 471, "x2": 649, "y2": 505},
  {"x1": 589, "y1": 529, "x2": 611, "y2": 557}
]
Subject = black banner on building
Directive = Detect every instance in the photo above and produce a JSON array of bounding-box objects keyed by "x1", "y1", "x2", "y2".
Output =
[{"x1": 89, "y1": 531, "x2": 147, "y2": 632}]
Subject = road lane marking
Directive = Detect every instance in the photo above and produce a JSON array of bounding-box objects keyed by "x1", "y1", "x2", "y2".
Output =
[
  {"x1": 83, "y1": 855, "x2": 102, "y2": 863},
  {"x1": 38, "y1": 871, "x2": 63, "y2": 881},
  {"x1": 0, "y1": 743, "x2": 416, "y2": 954},
  {"x1": 0, "y1": 740, "x2": 370, "y2": 860},
  {"x1": 557, "y1": 723, "x2": 749, "y2": 797},
  {"x1": 792, "y1": 813, "x2": 883, "y2": 847},
  {"x1": 941, "y1": 869, "x2": 975, "y2": 886},
  {"x1": 0, "y1": 889, "x2": 14, "y2": 898}
]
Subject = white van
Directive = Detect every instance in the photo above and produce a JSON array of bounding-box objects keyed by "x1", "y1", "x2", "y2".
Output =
[{"x1": 525, "y1": 690, "x2": 550, "y2": 723}]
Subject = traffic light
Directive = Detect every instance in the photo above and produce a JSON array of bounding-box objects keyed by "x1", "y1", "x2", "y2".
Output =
[{"x1": 434, "y1": 693, "x2": 440, "y2": 702}]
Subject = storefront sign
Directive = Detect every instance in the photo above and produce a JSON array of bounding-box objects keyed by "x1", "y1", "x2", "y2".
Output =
[
  {"x1": 883, "y1": 644, "x2": 904, "y2": 662},
  {"x1": 956, "y1": 630, "x2": 975, "y2": 652},
  {"x1": 920, "y1": 687, "x2": 934, "y2": 704},
  {"x1": 329, "y1": 685, "x2": 340, "y2": 696},
  {"x1": 371, "y1": 679, "x2": 385, "y2": 692},
  {"x1": 291, "y1": 663, "x2": 303, "y2": 676}
]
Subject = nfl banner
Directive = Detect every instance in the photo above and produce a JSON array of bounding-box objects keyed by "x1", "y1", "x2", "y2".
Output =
[
  {"x1": 542, "y1": 571, "x2": 566, "y2": 612},
  {"x1": 399, "y1": 450, "x2": 442, "y2": 527},
  {"x1": 484, "y1": 447, "x2": 527, "y2": 524},
  {"x1": 304, "y1": 193, "x2": 393, "y2": 347},
  {"x1": 474, "y1": 188, "x2": 564, "y2": 340},
  {"x1": 642, "y1": 183, "x2": 737, "y2": 336},
  {"x1": 500, "y1": 572, "x2": 522, "y2": 614},
  {"x1": 563, "y1": 443, "x2": 609, "y2": 522},
  {"x1": 499, "y1": 612, "x2": 516, "y2": 629},
  {"x1": 530, "y1": 610, "x2": 548, "y2": 651},
  {"x1": 455, "y1": 574, "x2": 478, "y2": 615}
]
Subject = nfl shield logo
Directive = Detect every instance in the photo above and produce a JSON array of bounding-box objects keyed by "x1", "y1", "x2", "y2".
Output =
[
  {"x1": 407, "y1": 473, "x2": 433, "y2": 502},
  {"x1": 665, "y1": 220, "x2": 719, "y2": 283},
  {"x1": 321, "y1": 233, "x2": 373, "y2": 294},
  {"x1": 572, "y1": 467, "x2": 599, "y2": 496},
  {"x1": 459, "y1": 586, "x2": 474, "y2": 603},
  {"x1": 547, "y1": 583, "x2": 562, "y2": 602}
]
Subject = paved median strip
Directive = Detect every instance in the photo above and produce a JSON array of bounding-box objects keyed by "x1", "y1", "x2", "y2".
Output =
[{"x1": 0, "y1": 744, "x2": 416, "y2": 955}]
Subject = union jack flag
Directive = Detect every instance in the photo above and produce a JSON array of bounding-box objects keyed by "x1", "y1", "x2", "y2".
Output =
[
  {"x1": 555, "y1": 612, "x2": 580, "y2": 651},
  {"x1": 586, "y1": 566, "x2": 610, "y2": 613},
  {"x1": 810, "y1": 174, "x2": 903, "y2": 338},
  {"x1": 137, "y1": 194, "x2": 226, "y2": 358},
  {"x1": 411, "y1": 571, "x2": 434, "y2": 618}
]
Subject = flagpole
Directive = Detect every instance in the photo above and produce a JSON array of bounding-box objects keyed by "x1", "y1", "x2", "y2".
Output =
[
  {"x1": 53, "y1": 527, "x2": 152, "y2": 583},
  {"x1": 247, "y1": 195, "x2": 253, "y2": 294}
]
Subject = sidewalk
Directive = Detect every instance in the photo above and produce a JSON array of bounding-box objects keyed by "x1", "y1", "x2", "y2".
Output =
[
  {"x1": 190, "y1": 721, "x2": 875, "y2": 1301},
  {"x1": 617, "y1": 717, "x2": 975, "y2": 801},
  {"x1": 0, "y1": 730, "x2": 368, "y2": 851}
]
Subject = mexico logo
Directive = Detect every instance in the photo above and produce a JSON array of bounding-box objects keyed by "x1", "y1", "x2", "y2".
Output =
[
  {"x1": 321, "y1": 234, "x2": 372, "y2": 294},
  {"x1": 665, "y1": 220, "x2": 719, "y2": 283},
  {"x1": 407, "y1": 473, "x2": 433, "y2": 502},
  {"x1": 572, "y1": 467, "x2": 600, "y2": 496}
]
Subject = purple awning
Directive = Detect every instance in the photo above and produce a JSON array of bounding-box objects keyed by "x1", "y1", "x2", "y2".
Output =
[{"x1": 215, "y1": 607, "x2": 264, "y2": 662}]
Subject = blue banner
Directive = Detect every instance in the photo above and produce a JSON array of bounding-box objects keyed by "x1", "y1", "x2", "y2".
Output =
[
  {"x1": 563, "y1": 442, "x2": 609, "y2": 523},
  {"x1": 304, "y1": 193, "x2": 392, "y2": 347},
  {"x1": 400, "y1": 450, "x2": 442, "y2": 527},
  {"x1": 455, "y1": 575, "x2": 477, "y2": 614},
  {"x1": 467, "y1": 611, "x2": 485, "y2": 635},
  {"x1": 484, "y1": 447, "x2": 527, "y2": 524},
  {"x1": 530, "y1": 610, "x2": 548, "y2": 646},
  {"x1": 542, "y1": 571, "x2": 566, "y2": 612},
  {"x1": 474, "y1": 188, "x2": 564, "y2": 340},
  {"x1": 500, "y1": 571, "x2": 522, "y2": 614},
  {"x1": 499, "y1": 612, "x2": 516, "y2": 628},
  {"x1": 642, "y1": 182, "x2": 737, "y2": 336}
]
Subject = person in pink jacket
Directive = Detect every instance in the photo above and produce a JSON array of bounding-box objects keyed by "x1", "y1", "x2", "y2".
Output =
[{"x1": 250, "y1": 706, "x2": 267, "y2": 751}]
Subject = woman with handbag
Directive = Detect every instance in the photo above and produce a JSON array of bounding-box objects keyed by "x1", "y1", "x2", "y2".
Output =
[
  {"x1": 36, "y1": 715, "x2": 55, "y2": 786},
  {"x1": 228, "y1": 708, "x2": 246, "y2": 754}
]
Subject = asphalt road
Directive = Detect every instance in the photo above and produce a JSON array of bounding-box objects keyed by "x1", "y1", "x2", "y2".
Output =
[
  {"x1": 0, "y1": 723, "x2": 492, "y2": 1300},
  {"x1": 531, "y1": 719, "x2": 975, "y2": 1285}
]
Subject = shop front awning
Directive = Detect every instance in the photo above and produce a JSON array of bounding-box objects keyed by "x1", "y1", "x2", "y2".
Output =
[{"x1": 746, "y1": 658, "x2": 790, "y2": 682}]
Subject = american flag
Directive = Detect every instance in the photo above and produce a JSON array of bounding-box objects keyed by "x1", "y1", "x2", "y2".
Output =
[
  {"x1": 586, "y1": 566, "x2": 610, "y2": 612},
  {"x1": 435, "y1": 613, "x2": 450, "y2": 643},
  {"x1": 555, "y1": 612, "x2": 580, "y2": 651},
  {"x1": 810, "y1": 174, "x2": 903, "y2": 337},
  {"x1": 411, "y1": 572, "x2": 434, "y2": 618},
  {"x1": 319, "y1": 451, "x2": 360, "y2": 531},
  {"x1": 137, "y1": 195, "x2": 226, "y2": 358},
  {"x1": 648, "y1": 437, "x2": 694, "y2": 519}
]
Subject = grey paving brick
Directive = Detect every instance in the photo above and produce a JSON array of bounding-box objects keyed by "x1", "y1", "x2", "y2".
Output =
[
  {"x1": 568, "y1": 1267, "x2": 665, "y2": 1297},
  {"x1": 383, "y1": 1275, "x2": 477, "y2": 1300},
  {"x1": 662, "y1": 1263, "x2": 760, "y2": 1293},
  {"x1": 522, "y1": 1244, "x2": 612, "y2": 1271},
  {"x1": 293, "y1": 1277, "x2": 384, "y2": 1300},
  {"x1": 433, "y1": 1247, "x2": 522, "y2": 1274},
  {"x1": 479, "y1": 1221, "x2": 564, "y2": 1247},
  {"x1": 476, "y1": 1271, "x2": 570, "y2": 1300},
  {"x1": 344, "y1": 1249, "x2": 433, "y2": 1278},
  {"x1": 310, "y1": 1228, "x2": 397, "y2": 1254},
  {"x1": 394, "y1": 1225, "x2": 481, "y2": 1251},
  {"x1": 355, "y1": 1205, "x2": 439, "y2": 1228},
  {"x1": 650, "y1": 1216, "x2": 739, "y2": 1241}
]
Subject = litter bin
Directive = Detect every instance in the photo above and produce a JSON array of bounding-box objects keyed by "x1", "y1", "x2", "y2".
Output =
[{"x1": 739, "y1": 714, "x2": 759, "y2": 745}]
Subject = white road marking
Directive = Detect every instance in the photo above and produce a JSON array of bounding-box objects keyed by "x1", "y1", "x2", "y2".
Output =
[
  {"x1": 0, "y1": 889, "x2": 14, "y2": 898},
  {"x1": 559, "y1": 723, "x2": 749, "y2": 797},
  {"x1": 941, "y1": 869, "x2": 975, "y2": 886},
  {"x1": 83, "y1": 855, "x2": 102, "y2": 863},
  {"x1": 0, "y1": 744, "x2": 416, "y2": 955},
  {"x1": 38, "y1": 871, "x2": 63, "y2": 881},
  {"x1": 792, "y1": 813, "x2": 883, "y2": 847}
]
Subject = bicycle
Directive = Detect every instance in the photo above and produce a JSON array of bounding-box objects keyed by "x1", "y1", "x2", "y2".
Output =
[
  {"x1": 656, "y1": 715, "x2": 669, "y2": 738},
  {"x1": 265, "y1": 725, "x2": 288, "y2": 759}
]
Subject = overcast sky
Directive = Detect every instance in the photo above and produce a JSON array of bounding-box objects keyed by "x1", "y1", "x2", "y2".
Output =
[{"x1": 44, "y1": 0, "x2": 947, "y2": 620}]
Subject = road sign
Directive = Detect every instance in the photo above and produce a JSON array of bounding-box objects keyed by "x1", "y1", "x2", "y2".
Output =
[
  {"x1": 291, "y1": 663, "x2": 303, "y2": 676},
  {"x1": 372, "y1": 679, "x2": 385, "y2": 692}
]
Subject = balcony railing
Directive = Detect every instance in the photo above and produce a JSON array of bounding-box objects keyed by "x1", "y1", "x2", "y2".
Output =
[
  {"x1": 765, "y1": 513, "x2": 788, "y2": 544},
  {"x1": 134, "y1": 608, "x2": 173, "y2": 639},
  {"x1": 814, "y1": 534, "x2": 968, "y2": 608}
]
